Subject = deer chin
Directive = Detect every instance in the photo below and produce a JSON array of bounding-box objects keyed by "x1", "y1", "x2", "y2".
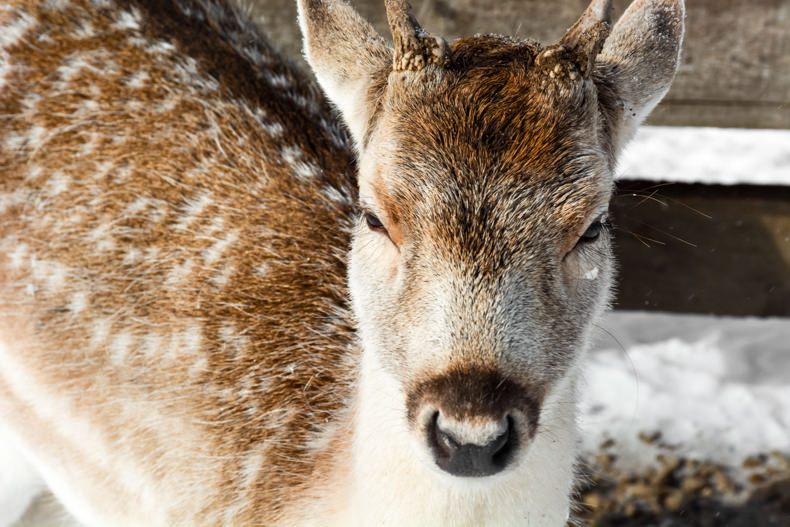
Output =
[{"x1": 345, "y1": 348, "x2": 579, "y2": 527}]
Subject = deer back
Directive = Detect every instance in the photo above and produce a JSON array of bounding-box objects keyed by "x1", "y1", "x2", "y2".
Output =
[{"x1": 0, "y1": 0, "x2": 357, "y2": 523}]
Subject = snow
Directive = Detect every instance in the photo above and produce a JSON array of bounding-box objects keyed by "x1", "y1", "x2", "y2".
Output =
[
  {"x1": 581, "y1": 310, "x2": 790, "y2": 487},
  {"x1": 616, "y1": 126, "x2": 790, "y2": 186}
]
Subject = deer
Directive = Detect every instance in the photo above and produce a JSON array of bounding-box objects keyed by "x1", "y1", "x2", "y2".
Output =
[{"x1": 0, "y1": 0, "x2": 684, "y2": 525}]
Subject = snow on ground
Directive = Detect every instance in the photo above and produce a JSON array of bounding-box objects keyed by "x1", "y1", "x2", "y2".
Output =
[
  {"x1": 581, "y1": 310, "x2": 790, "y2": 490},
  {"x1": 616, "y1": 126, "x2": 790, "y2": 186}
]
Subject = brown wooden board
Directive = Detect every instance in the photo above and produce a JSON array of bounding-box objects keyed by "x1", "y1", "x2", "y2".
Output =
[
  {"x1": 611, "y1": 180, "x2": 790, "y2": 316},
  {"x1": 247, "y1": 0, "x2": 790, "y2": 129}
]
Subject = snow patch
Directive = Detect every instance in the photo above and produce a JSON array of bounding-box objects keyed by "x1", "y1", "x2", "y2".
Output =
[
  {"x1": 617, "y1": 126, "x2": 790, "y2": 186},
  {"x1": 581, "y1": 310, "x2": 790, "y2": 483}
]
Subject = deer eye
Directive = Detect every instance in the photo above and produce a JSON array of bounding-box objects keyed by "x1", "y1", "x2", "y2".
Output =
[
  {"x1": 580, "y1": 221, "x2": 603, "y2": 241},
  {"x1": 577, "y1": 216, "x2": 607, "y2": 245},
  {"x1": 364, "y1": 212, "x2": 387, "y2": 233}
]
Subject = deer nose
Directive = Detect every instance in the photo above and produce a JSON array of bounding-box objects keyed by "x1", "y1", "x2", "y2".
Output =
[{"x1": 428, "y1": 412, "x2": 518, "y2": 477}]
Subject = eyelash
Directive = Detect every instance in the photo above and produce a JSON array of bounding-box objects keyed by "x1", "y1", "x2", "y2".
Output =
[
  {"x1": 579, "y1": 220, "x2": 604, "y2": 243},
  {"x1": 364, "y1": 212, "x2": 387, "y2": 234}
]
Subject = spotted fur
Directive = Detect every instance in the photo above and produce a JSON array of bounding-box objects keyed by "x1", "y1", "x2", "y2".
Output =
[{"x1": 0, "y1": 0, "x2": 684, "y2": 525}]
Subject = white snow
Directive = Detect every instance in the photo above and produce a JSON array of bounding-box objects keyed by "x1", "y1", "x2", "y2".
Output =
[
  {"x1": 617, "y1": 126, "x2": 790, "y2": 186},
  {"x1": 581, "y1": 310, "x2": 790, "y2": 486}
]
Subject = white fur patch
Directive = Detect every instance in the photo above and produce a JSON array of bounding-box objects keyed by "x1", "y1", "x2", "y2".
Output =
[
  {"x1": 7, "y1": 243, "x2": 29, "y2": 270},
  {"x1": 175, "y1": 193, "x2": 212, "y2": 230},
  {"x1": 202, "y1": 230, "x2": 238, "y2": 265},
  {"x1": 0, "y1": 11, "x2": 35, "y2": 90},
  {"x1": 44, "y1": 171, "x2": 70, "y2": 197},
  {"x1": 110, "y1": 330, "x2": 134, "y2": 365},
  {"x1": 112, "y1": 9, "x2": 142, "y2": 31},
  {"x1": 335, "y1": 351, "x2": 578, "y2": 527},
  {"x1": 68, "y1": 291, "x2": 89, "y2": 315},
  {"x1": 165, "y1": 259, "x2": 194, "y2": 286}
]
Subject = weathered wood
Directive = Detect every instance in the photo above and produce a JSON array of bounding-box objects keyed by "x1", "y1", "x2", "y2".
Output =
[
  {"x1": 249, "y1": 0, "x2": 790, "y2": 129},
  {"x1": 611, "y1": 181, "x2": 790, "y2": 317}
]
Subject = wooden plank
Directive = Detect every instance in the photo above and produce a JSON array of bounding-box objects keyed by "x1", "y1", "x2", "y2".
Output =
[
  {"x1": 246, "y1": 0, "x2": 790, "y2": 129},
  {"x1": 611, "y1": 181, "x2": 790, "y2": 317}
]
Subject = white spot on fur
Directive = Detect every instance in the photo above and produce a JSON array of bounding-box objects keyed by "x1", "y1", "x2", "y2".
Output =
[
  {"x1": 172, "y1": 57, "x2": 219, "y2": 92},
  {"x1": 69, "y1": 291, "x2": 89, "y2": 314},
  {"x1": 175, "y1": 193, "x2": 211, "y2": 230},
  {"x1": 141, "y1": 332, "x2": 162, "y2": 359},
  {"x1": 188, "y1": 357, "x2": 208, "y2": 379},
  {"x1": 7, "y1": 243, "x2": 29, "y2": 270},
  {"x1": 74, "y1": 19, "x2": 95, "y2": 39},
  {"x1": 280, "y1": 145, "x2": 319, "y2": 180},
  {"x1": 156, "y1": 94, "x2": 178, "y2": 113},
  {"x1": 219, "y1": 322, "x2": 251, "y2": 357},
  {"x1": 110, "y1": 331, "x2": 134, "y2": 365},
  {"x1": 90, "y1": 317, "x2": 112, "y2": 349},
  {"x1": 55, "y1": 56, "x2": 91, "y2": 83},
  {"x1": 23, "y1": 125, "x2": 47, "y2": 152},
  {"x1": 79, "y1": 133, "x2": 101, "y2": 156},
  {"x1": 262, "y1": 121, "x2": 284, "y2": 138},
  {"x1": 203, "y1": 231, "x2": 238, "y2": 265},
  {"x1": 584, "y1": 267, "x2": 599, "y2": 280},
  {"x1": 122, "y1": 247, "x2": 142, "y2": 266},
  {"x1": 320, "y1": 185, "x2": 351, "y2": 205},
  {"x1": 44, "y1": 262, "x2": 68, "y2": 292},
  {"x1": 210, "y1": 265, "x2": 234, "y2": 288},
  {"x1": 264, "y1": 72, "x2": 291, "y2": 89},
  {"x1": 43, "y1": 0, "x2": 73, "y2": 10},
  {"x1": 0, "y1": 190, "x2": 24, "y2": 215},
  {"x1": 166, "y1": 259, "x2": 194, "y2": 286},
  {"x1": 280, "y1": 145, "x2": 302, "y2": 164},
  {"x1": 124, "y1": 71, "x2": 148, "y2": 88},
  {"x1": 150, "y1": 41, "x2": 175, "y2": 54},
  {"x1": 3, "y1": 133, "x2": 24, "y2": 151},
  {"x1": 123, "y1": 196, "x2": 150, "y2": 216},
  {"x1": 205, "y1": 216, "x2": 225, "y2": 234},
  {"x1": 294, "y1": 161, "x2": 319, "y2": 180},
  {"x1": 180, "y1": 325, "x2": 205, "y2": 371},
  {"x1": 30, "y1": 259, "x2": 68, "y2": 293},
  {"x1": 144, "y1": 246, "x2": 160, "y2": 262},
  {"x1": 89, "y1": 223, "x2": 115, "y2": 253},
  {"x1": 44, "y1": 172, "x2": 70, "y2": 197},
  {"x1": 112, "y1": 9, "x2": 142, "y2": 31},
  {"x1": 0, "y1": 11, "x2": 35, "y2": 90},
  {"x1": 254, "y1": 263, "x2": 269, "y2": 276}
]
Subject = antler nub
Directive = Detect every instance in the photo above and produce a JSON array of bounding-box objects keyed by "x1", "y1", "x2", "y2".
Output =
[
  {"x1": 385, "y1": 0, "x2": 449, "y2": 72},
  {"x1": 536, "y1": 0, "x2": 612, "y2": 80}
]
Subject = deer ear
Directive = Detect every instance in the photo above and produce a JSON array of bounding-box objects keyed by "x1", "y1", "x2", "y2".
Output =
[
  {"x1": 595, "y1": 0, "x2": 685, "y2": 153},
  {"x1": 297, "y1": 0, "x2": 392, "y2": 147}
]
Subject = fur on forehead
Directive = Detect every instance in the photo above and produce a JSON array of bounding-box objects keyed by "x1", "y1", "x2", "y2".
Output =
[
  {"x1": 368, "y1": 35, "x2": 615, "y2": 169},
  {"x1": 360, "y1": 36, "x2": 613, "y2": 226}
]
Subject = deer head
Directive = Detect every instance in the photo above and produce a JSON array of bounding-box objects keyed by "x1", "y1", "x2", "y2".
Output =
[{"x1": 298, "y1": 0, "x2": 683, "y2": 485}]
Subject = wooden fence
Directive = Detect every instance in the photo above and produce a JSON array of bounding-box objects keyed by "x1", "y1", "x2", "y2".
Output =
[{"x1": 250, "y1": 0, "x2": 790, "y2": 129}]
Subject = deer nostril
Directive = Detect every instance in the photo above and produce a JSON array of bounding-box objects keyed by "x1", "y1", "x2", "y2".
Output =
[{"x1": 427, "y1": 412, "x2": 518, "y2": 478}]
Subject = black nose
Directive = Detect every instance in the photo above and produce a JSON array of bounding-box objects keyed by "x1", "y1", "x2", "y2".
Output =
[{"x1": 428, "y1": 413, "x2": 518, "y2": 477}]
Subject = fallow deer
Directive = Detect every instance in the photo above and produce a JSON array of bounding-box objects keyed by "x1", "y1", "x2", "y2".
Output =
[{"x1": 0, "y1": 0, "x2": 684, "y2": 525}]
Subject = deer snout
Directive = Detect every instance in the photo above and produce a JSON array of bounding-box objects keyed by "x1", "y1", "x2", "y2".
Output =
[
  {"x1": 407, "y1": 368, "x2": 542, "y2": 479},
  {"x1": 428, "y1": 411, "x2": 517, "y2": 477}
]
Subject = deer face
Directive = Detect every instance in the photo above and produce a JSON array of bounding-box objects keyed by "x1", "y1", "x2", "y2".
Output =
[
  {"x1": 348, "y1": 43, "x2": 614, "y2": 476},
  {"x1": 299, "y1": 0, "x2": 683, "y2": 478}
]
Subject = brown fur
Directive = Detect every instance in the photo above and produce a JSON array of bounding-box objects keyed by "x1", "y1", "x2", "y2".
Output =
[{"x1": 1, "y1": 0, "x2": 357, "y2": 522}]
